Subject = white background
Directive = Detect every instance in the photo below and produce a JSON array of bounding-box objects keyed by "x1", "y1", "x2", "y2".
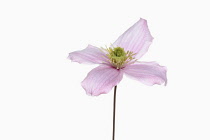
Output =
[{"x1": 0, "y1": 0, "x2": 210, "y2": 140}]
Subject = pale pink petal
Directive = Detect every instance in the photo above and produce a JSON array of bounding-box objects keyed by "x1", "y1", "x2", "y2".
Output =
[
  {"x1": 113, "y1": 18, "x2": 153, "y2": 59},
  {"x1": 123, "y1": 62, "x2": 167, "y2": 86},
  {"x1": 81, "y1": 65, "x2": 123, "y2": 96},
  {"x1": 68, "y1": 44, "x2": 109, "y2": 64}
]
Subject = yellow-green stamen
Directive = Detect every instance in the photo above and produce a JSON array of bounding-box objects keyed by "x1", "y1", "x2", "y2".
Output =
[{"x1": 103, "y1": 46, "x2": 136, "y2": 69}]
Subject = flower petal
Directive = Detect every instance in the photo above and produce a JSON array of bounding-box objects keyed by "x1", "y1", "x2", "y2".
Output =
[
  {"x1": 68, "y1": 45, "x2": 108, "y2": 64},
  {"x1": 123, "y1": 62, "x2": 167, "y2": 86},
  {"x1": 113, "y1": 18, "x2": 153, "y2": 59},
  {"x1": 81, "y1": 65, "x2": 123, "y2": 96}
]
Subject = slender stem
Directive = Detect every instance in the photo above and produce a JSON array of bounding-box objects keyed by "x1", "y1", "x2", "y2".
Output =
[{"x1": 112, "y1": 86, "x2": 117, "y2": 140}]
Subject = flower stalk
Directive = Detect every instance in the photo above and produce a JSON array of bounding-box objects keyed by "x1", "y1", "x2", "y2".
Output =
[{"x1": 112, "y1": 85, "x2": 117, "y2": 140}]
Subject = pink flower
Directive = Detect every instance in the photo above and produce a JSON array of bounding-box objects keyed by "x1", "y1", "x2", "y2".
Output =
[{"x1": 68, "y1": 18, "x2": 167, "y2": 96}]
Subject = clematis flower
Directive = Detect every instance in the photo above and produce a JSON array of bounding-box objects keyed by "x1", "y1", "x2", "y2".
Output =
[{"x1": 68, "y1": 18, "x2": 167, "y2": 96}]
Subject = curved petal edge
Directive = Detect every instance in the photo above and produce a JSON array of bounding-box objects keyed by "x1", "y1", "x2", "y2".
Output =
[
  {"x1": 123, "y1": 62, "x2": 167, "y2": 86},
  {"x1": 113, "y1": 18, "x2": 154, "y2": 59},
  {"x1": 68, "y1": 45, "x2": 108, "y2": 64},
  {"x1": 81, "y1": 65, "x2": 123, "y2": 96}
]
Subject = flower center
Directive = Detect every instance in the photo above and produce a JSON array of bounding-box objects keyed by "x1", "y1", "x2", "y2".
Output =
[{"x1": 104, "y1": 47, "x2": 136, "y2": 69}]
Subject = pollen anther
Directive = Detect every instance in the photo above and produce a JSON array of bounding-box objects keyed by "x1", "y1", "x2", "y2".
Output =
[{"x1": 102, "y1": 46, "x2": 136, "y2": 69}]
